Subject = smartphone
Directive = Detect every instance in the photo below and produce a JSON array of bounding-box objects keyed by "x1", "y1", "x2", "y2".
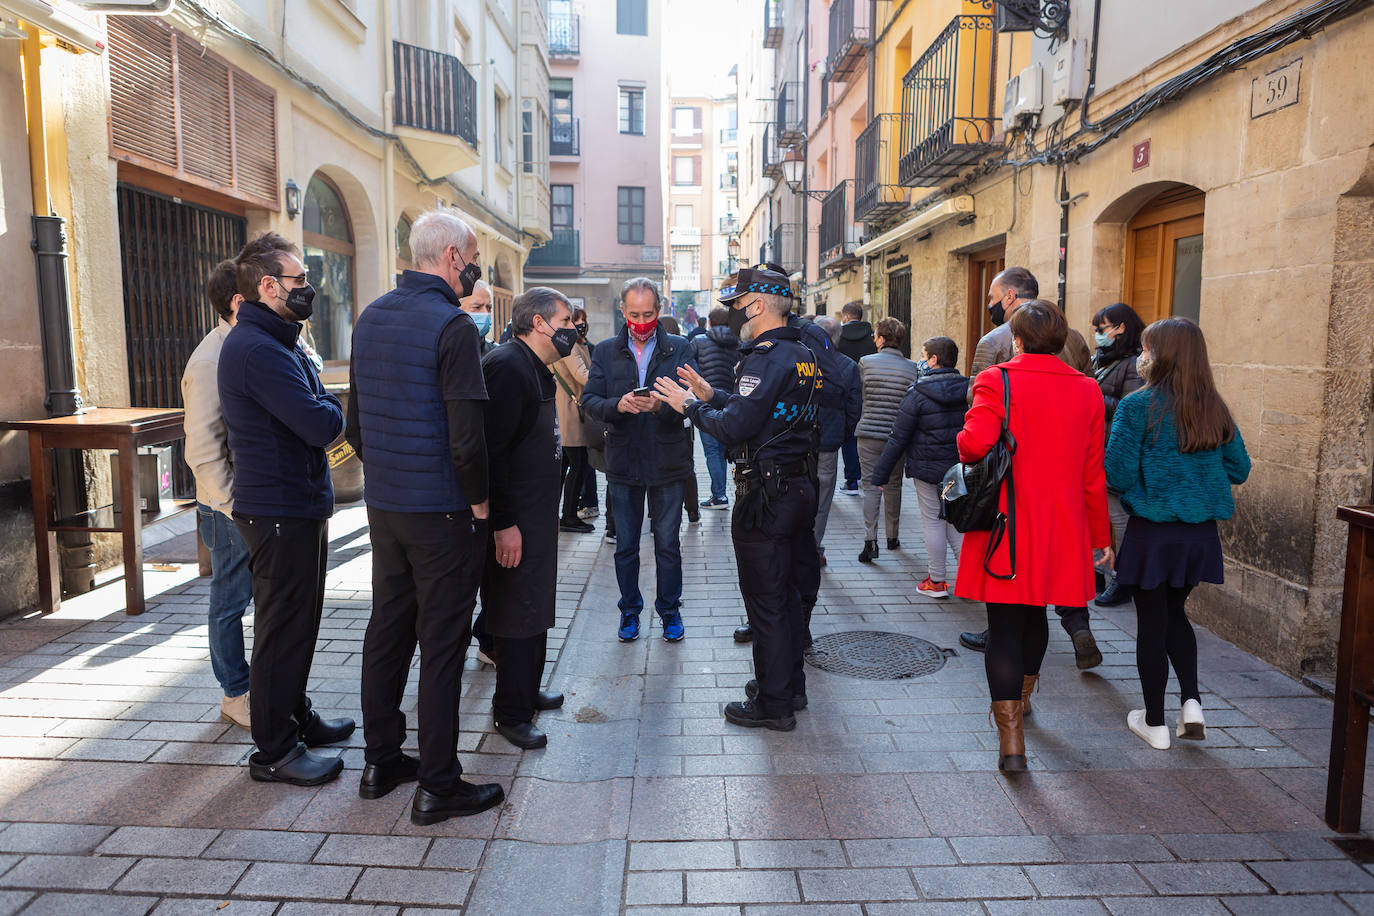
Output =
[{"x1": 632, "y1": 386, "x2": 653, "y2": 398}]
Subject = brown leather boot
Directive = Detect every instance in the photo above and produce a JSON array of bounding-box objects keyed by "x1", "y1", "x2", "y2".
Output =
[
  {"x1": 1020, "y1": 675, "x2": 1039, "y2": 718},
  {"x1": 991, "y1": 700, "x2": 1027, "y2": 773}
]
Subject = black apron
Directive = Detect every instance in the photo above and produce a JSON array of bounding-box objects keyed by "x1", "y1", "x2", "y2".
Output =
[{"x1": 481, "y1": 385, "x2": 561, "y2": 638}]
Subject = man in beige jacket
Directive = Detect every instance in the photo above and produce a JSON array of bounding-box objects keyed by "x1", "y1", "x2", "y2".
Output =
[{"x1": 181, "y1": 259, "x2": 254, "y2": 728}]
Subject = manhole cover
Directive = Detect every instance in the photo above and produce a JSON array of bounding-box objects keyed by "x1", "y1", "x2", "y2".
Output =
[{"x1": 804, "y1": 630, "x2": 948, "y2": 680}]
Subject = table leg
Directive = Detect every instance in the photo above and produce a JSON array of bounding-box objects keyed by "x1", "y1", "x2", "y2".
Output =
[
  {"x1": 1327, "y1": 523, "x2": 1374, "y2": 832},
  {"x1": 118, "y1": 439, "x2": 145, "y2": 616},
  {"x1": 27, "y1": 435, "x2": 59, "y2": 613}
]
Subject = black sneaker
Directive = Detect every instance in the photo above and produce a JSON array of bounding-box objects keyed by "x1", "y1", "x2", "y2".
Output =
[
  {"x1": 744, "y1": 679, "x2": 806, "y2": 711},
  {"x1": 959, "y1": 629, "x2": 988, "y2": 653},
  {"x1": 1072, "y1": 629, "x2": 1103, "y2": 670},
  {"x1": 560, "y1": 517, "x2": 595, "y2": 533},
  {"x1": 723, "y1": 699, "x2": 796, "y2": 731}
]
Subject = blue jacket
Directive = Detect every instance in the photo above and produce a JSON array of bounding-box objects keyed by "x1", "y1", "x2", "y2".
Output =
[
  {"x1": 1105, "y1": 387, "x2": 1251, "y2": 523},
  {"x1": 218, "y1": 301, "x2": 343, "y2": 519},
  {"x1": 351, "y1": 270, "x2": 476, "y2": 512},
  {"x1": 870, "y1": 367, "x2": 969, "y2": 485},
  {"x1": 582, "y1": 325, "x2": 697, "y2": 486}
]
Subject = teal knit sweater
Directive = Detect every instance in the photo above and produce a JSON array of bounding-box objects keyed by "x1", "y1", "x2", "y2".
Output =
[{"x1": 1105, "y1": 387, "x2": 1251, "y2": 523}]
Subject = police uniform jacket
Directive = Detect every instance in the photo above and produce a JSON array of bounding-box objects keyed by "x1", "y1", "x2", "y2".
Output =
[{"x1": 686, "y1": 325, "x2": 819, "y2": 465}]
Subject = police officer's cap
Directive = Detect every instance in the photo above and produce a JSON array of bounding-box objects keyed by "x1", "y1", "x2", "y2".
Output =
[{"x1": 719, "y1": 262, "x2": 795, "y2": 304}]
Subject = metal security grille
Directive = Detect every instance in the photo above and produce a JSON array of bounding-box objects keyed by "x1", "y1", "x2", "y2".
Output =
[
  {"x1": 888, "y1": 268, "x2": 912, "y2": 358},
  {"x1": 805, "y1": 631, "x2": 948, "y2": 680},
  {"x1": 117, "y1": 184, "x2": 247, "y2": 498}
]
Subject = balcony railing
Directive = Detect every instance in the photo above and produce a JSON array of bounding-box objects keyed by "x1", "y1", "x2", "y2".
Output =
[
  {"x1": 763, "y1": 0, "x2": 782, "y2": 49},
  {"x1": 855, "y1": 113, "x2": 911, "y2": 225},
  {"x1": 771, "y1": 223, "x2": 799, "y2": 274},
  {"x1": 393, "y1": 40, "x2": 478, "y2": 147},
  {"x1": 720, "y1": 172, "x2": 738, "y2": 191},
  {"x1": 719, "y1": 126, "x2": 738, "y2": 143},
  {"x1": 719, "y1": 215, "x2": 739, "y2": 234},
  {"x1": 820, "y1": 180, "x2": 860, "y2": 270},
  {"x1": 776, "y1": 81, "x2": 804, "y2": 146},
  {"x1": 548, "y1": 11, "x2": 579, "y2": 56},
  {"x1": 526, "y1": 229, "x2": 579, "y2": 270},
  {"x1": 827, "y1": 0, "x2": 871, "y2": 82},
  {"x1": 761, "y1": 124, "x2": 782, "y2": 180},
  {"x1": 551, "y1": 118, "x2": 580, "y2": 156},
  {"x1": 898, "y1": 15, "x2": 999, "y2": 186}
]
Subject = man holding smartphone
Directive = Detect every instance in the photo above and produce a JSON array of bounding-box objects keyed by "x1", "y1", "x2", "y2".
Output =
[{"x1": 581, "y1": 278, "x2": 697, "y2": 642}]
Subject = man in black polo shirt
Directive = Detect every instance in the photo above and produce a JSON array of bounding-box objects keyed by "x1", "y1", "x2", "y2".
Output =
[{"x1": 219, "y1": 232, "x2": 355, "y2": 786}]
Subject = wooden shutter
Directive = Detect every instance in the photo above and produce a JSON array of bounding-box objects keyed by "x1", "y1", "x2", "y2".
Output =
[
  {"x1": 692, "y1": 155, "x2": 702, "y2": 186},
  {"x1": 693, "y1": 107, "x2": 702, "y2": 129},
  {"x1": 109, "y1": 18, "x2": 279, "y2": 210}
]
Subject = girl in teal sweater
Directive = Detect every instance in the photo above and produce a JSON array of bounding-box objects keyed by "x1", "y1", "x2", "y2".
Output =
[{"x1": 1105, "y1": 318, "x2": 1251, "y2": 751}]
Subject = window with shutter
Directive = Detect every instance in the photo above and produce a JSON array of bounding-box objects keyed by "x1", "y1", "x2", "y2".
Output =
[{"x1": 108, "y1": 17, "x2": 280, "y2": 210}]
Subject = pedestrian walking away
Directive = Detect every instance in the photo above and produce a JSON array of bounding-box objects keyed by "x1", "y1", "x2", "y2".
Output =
[
  {"x1": 347, "y1": 210, "x2": 504, "y2": 824},
  {"x1": 1105, "y1": 317, "x2": 1250, "y2": 751},
  {"x1": 691, "y1": 306, "x2": 741, "y2": 511},
  {"x1": 855, "y1": 317, "x2": 919, "y2": 563},
  {"x1": 836, "y1": 301, "x2": 876, "y2": 495},
  {"x1": 808, "y1": 315, "x2": 862, "y2": 570},
  {"x1": 655, "y1": 263, "x2": 820, "y2": 732},
  {"x1": 479, "y1": 287, "x2": 575, "y2": 751},
  {"x1": 1090, "y1": 301, "x2": 1146, "y2": 608}
]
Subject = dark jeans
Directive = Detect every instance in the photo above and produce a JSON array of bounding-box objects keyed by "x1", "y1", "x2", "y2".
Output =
[
  {"x1": 732, "y1": 476, "x2": 818, "y2": 717},
  {"x1": 1134, "y1": 584, "x2": 1199, "y2": 727},
  {"x1": 840, "y1": 436, "x2": 861, "y2": 486},
  {"x1": 700, "y1": 432, "x2": 728, "y2": 501},
  {"x1": 561, "y1": 447, "x2": 589, "y2": 521},
  {"x1": 609, "y1": 481, "x2": 684, "y2": 617},
  {"x1": 985, "y1": 603, "x2": 1050, "y2": 702},
  {"x1": 360, "y1": 507, "x2": 485, "y2": 795},
  {"x1": 580, "y1": 468, "x2": 598, "y2": 510},
  {"x1": 234, "y1": 514, "x2": 328, "y2": 763},
  {"x1": 492, "y1": 631, "x2": 548, "y2": 725},
  {"x1": 1055, "y1": 606, "x2": 1091, "y2": 635}
]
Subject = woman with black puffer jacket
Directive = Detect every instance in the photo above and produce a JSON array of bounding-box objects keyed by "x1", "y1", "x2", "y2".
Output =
[
  {"x1": 870, "y1": 336, "x2": 969, "y2": 597},
  {"x1": 1090, "y1": 301, "x2": 1146, "y2": 608}
]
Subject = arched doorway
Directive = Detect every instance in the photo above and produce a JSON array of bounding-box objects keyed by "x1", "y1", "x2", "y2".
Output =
[
  {"x1": 303, "y1": 173, "x2": 356, "y2": 362},
  {"x1": 1123, "y1": 185, "x2": 1205, "y2": 325}
]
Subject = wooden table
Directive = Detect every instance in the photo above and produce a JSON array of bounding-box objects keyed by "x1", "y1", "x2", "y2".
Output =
[
  {"x1": 1327, "y1": 505, "x2": 1374, "y2": 832},
  {"x1": 0, "y1": 407, "x2": 186, "y2": 616}
]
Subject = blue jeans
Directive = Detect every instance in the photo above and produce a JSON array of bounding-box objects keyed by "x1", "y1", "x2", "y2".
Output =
[
  {"x1": 197, "y1": 503, "x2": 252, "y2": 697},
  {"x1": 700, "y1": 433, "x2": 728, "y2": 501},
  {"x1": 609, "y1": 482, "x2": 684, "y2": 618},
  {"x1": 841, "y1": 435, "x2": 861, "y2": 486}
]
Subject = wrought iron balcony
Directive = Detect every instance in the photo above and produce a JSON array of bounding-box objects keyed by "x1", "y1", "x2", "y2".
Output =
[
  {"x1": 548, "y1": 11, "x2": 579, "y2": 56},
  {"x1": 551, "y1": 118, "x2": 580, "y2": 156},
  {"x1": 763, "y1": 0, "x2": 782, "y2": 49},
  {"x1": 719, "y1": 215, "x2": 739, "y2": 234},
  {"x1": 761, "y1": 124, "x2": 782, "y2": 180},
  {"x1": 526, "y1": 229, "x2": 579, "y2": 270},
  {"x1": 855, "y1": 113, "x2": 911, "y2": 225},
  {"x1": 827, "y1": 0, "x2": 871, "y2": 82},
  {"x1": 775, "y1": 81, "x2": 804, "y2": 146},
  {"x1": 771, "y1": 223, "x2": 799, "y2": 273},
  {"x1": 393, "y1": 40, "x2": 478, "y2": 148},
  {"x1": 898, "y1": 15, "x2": 999, "y2": 186},
  {"x1": 820, "y1": 180, "x2": 860, "y2": 270}
]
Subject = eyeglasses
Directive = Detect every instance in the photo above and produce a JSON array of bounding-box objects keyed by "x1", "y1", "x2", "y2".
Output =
[{"x1": 273, "y1": 273, "x2": 308, "y2": 285}]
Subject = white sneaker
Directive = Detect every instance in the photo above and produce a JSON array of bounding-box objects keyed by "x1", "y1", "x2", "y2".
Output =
[
  {"x1": 220, "y1": 692, "x2": 251, "y2": 729},
  {"x1": 1176, "y1": 698, "x2": 1206, "y2": 740},
  {"x1": 476, "y1": 648, "x2": 496, "y2": 667},
  {"x1": 1127, "y1": 709, "x2": 1170, "y2": 750}
]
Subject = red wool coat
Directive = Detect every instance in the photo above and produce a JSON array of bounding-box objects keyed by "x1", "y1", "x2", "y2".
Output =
[{"x1": 953, "y1": 353, "x2": 1111, "y2": 606}]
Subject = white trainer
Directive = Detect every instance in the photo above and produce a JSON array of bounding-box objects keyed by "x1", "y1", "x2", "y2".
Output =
[
  {"x1": 220, "y1": 692, "x2": 251, "y2": 729},
  {"x1": 1177, "y1": 698, "x2": 1206, "y2": 740},
  {"x1": 1127, "y1": 709, "x2": 1170, "y2": 750}
]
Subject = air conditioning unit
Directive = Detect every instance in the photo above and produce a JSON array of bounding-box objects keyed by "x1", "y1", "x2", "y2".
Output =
[
  {"x1": 1051, "y1": 39, "x2": 1087, "y2": 106},
  {"x1": 1001, "y1": 63, "x2": 1043, "y2": 132}
]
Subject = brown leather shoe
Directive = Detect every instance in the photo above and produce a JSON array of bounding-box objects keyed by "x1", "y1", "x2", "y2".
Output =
[
  {"x1": 991, "y1": 700, "x2": 1027, "y2": 774},
  {"x1": 1020, "y1": 675, "x2": 1039, "y2": 718}
]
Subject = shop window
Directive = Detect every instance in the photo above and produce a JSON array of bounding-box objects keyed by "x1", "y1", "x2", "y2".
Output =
[
  {"x1": 303, "y1": 174, "x2": 356, "y2": 363},
  {"x1": 1124, "y1": 185, "x2": 1205, "y2": 326}
]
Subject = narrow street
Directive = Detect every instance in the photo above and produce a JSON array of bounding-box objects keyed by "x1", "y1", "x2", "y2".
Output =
[{"x1": 0, "y1": 461, "x2": 1367, "y2": 914}]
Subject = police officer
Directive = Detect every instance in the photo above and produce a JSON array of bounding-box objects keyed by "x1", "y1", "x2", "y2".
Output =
[{"x1": 653, "y1": 264, "x2": 821, "y2": 731}]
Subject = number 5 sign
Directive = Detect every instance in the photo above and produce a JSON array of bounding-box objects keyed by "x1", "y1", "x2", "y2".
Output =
[{"x1": 1251, "y1": 59, "x2": 1302, "y2": 119}]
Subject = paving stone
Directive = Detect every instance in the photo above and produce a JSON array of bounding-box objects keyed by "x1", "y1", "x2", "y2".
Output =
[
  {"x1": 422, "y1": 838, "x2": 486, "y2": 870},
  {"x1": 1263, "y1": 831, "x2": 1345, "y2": 859},
  {"x1": 351, "y1": 867, "x2": 473, "y2": 905},
  {"x1": 19, "y1": 892, "x2": 158, "y2": 915},
  {"x1": 465, "y1": 840, "x2": 625, "y2": 916},
  {"x1": 0, "y1": 891, "x2": 29, "y2": 916},
  {"x1": 151, "y1": 899, "x2": 279, "y2": 914},
  {"x1": 97, "y1": 825, "x2": 221, "y2": 857},
  {"x1": 496, "y1": 776, "x2": 632, "y2": 843},
  {"x1": 1218, "y1": 895, "x2": 1352, "y2": 915},
  {"x1": 843, "y1": 838, "x2": 955, "y2": 867},
  {"x1": 276, "y1": 905, "x2": 397, "y2": 915},
  {"x1": 234, "y1": 862, "x2": 362, "y2": 900},
  {"x1": 203, "y1": 829, "x2": 326, "y2": 863},
  {"x1": 798, "y1": 867, "x2": 919, "y2": 901},
  {"x1": 687, "y1": 869, "x2": 800, "y2": 904},
  {"x1": 1343, "y1": 893, "x2": 1374, "y2": 914},
  {"x1": 911, "y1": 865, "x2": 1034, "y2": 899},
  {"x1": 629, "y1": 841, "x2": 737, "y2": 871},
  {"x1": 1159, "y1": 833, "x2": 1282, "y2": 861},
  {"x1": 630, "y1": 778, "x2": 729, "y2": 841},
  {"x1": 1135, "y1": 862, "x2": 1267, "y2": 896},
  {"x1": 1248, "y1": 859, "x2": 1374, "y2": 893},
  {"x1": 1103, "y1": 899, "x2": 1229, "y2": 915},
  {"x1": 1052, "y1": 835, "x2": 1174, "y2": 863},
  {"x1": 983, "y1": 902, "x2": 1109, "y2": 915},
  {"x1": 950, "y1": 835, "x2": 1062, "y2": 864},
  {"x1": 314, "y1": 834, "x2": 431, "y2": 867},
  {"x1": 738, "y1": 840, "x2": 845, "y2": 869},
  {"x1": 0, "y1": 854, "x2": 135, "y2": 890},
  {"x1": 864, "y1": 902, "x2": 987, "y2": 915},
  {"x1": 0, "y1": 823, "x2": 113, "y2": 854},
  {"x1": 1023, "y1": 863, "x2": 1151, "y2": 897},
  {"x1": 116, "y1": 856, "x2": 247, "y2": 894},
  {"x1": 726, "y1": 777, "x2": 829, "y2": 840},
  {"x1": 626, "y1": 870, "x2": 685, "y2": 905}
]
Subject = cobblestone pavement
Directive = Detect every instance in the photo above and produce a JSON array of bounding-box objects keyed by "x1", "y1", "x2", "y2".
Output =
[{"x1": 1, "y1": 457, "x2": 1373, "y2": 914}]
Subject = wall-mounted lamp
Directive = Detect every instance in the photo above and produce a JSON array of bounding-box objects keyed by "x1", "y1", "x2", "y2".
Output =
[
  {"x1": 284, "y1": 179, "x2": 301, "y2": 220},
  {"x1": 781, "y1": 147, "x2": 805, "y2": 192}
]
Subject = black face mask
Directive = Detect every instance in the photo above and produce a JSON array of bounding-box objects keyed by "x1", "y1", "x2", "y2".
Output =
[
  {"x1": 458, "y1": 261, "x2": 482, "y2": 299},
  {"x1": 283, "y1": 283, "x2": 316, "y2": 320},
  {"x1": 574, "y1": 322, "x2": 589, "y2": 339},
  {"x1": 988, "y1": 299, "x2": 1006, "y2": 327},
  {"x1": 548, "y1": 326, "x2": 579, "y2": 358},
  {"x1": 727, "y1": 301, "x2": 754, "y2": 339}
]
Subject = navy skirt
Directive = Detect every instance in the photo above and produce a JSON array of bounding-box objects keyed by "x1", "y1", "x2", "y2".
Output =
[{"x1": 1114, "y1": 517, "x2": 1224, "y2": 590}]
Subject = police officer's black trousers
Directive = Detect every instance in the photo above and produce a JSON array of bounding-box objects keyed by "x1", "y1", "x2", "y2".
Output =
[
  {"x1": 731, "y1": 477, "x2": 819, "y2": 718},
  {"x1": 491, "y1": 631, "x2": 548, "y2": 726},
  {"x1": 235, "y1": 514, "x2": 328, "y2": 764},
  {"x1": 361, "y1": 507, "x2": 485, "y2": 795}
]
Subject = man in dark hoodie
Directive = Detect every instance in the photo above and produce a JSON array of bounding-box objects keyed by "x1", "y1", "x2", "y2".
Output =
[
  {"x1": 691, "y1": 307, "x2": 740, "y2": 509},
  {"x1": 836, "y1": 302, "x2": 876, "y2": 495}
]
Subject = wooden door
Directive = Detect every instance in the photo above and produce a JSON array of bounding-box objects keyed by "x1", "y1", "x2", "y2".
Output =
[
  {"x1": 1124, "y1": 186, "x2": 1205, "y2": 325},
  {"x1": 965, "y1": 245, "x2": 1005, "y2": 374}
]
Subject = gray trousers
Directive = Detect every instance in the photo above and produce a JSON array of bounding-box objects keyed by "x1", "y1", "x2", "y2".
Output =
[
  {"x1": 814, "y1": 450, "x2": 838, "y2": 556},
  {"x1": 913, "y1": 478, "x2": 963, "y2": 582},
  {"x1": 1103, "y1": 491, "x2": 1130, "y2": 586},
  {"x1": 857, "y1": 436, "x2": 903, "y2": 541}
]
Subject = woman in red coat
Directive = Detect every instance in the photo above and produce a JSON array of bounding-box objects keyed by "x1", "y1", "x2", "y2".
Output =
[{"x1": 954, "y1": 301, "x2": 1111, "y2": 773}]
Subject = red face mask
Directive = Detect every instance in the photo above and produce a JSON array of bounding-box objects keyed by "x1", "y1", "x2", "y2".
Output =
[{"x1": 627, "y1": 318, "x2": 657, "y2": 342}]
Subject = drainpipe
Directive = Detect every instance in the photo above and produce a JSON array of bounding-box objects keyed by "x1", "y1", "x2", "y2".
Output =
[
  {"x1": 800, "y1": 0, "x2": 809, "y2": 289},
  {"x1": 382, "y1": 0, "x2": 395, "y2": 291},
  {"x1": 22, "y1": 26, "x2": 93, "y2": 594}
]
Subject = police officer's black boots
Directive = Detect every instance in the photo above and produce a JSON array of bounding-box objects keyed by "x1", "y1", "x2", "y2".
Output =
[
  {"x1": 859, "y1": 540, "x2": 878, "y2": 563},
  {"x1": 733, "y1": 621, "x2": 754, "y2": 643}
]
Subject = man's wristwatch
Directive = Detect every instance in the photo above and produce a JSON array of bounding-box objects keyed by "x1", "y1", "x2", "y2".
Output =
[{"x1": 681, "y1": 395, "x2": 699, "y2": 412}]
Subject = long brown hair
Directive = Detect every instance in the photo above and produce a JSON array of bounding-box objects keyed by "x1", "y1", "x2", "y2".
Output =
[{"x1": 1140, "y1": 317, "x2": 1234, "y2": 452}]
